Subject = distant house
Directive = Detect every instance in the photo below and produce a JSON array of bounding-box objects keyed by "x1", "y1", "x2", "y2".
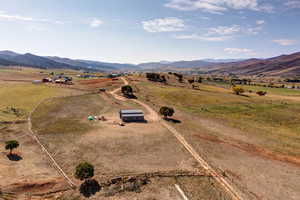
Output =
[
  {"x1": 32, "y1": 80, "x2": 42, "y2": 84},
  {"x1": 55, "y1": 79, "x2": 66, "y2": 84},
  {"x1": 42, "y1": 78, "x2": 52, "y2": 83},
  {"x1": 119, "y1": 110, "x2": 145, "y2": 122}
]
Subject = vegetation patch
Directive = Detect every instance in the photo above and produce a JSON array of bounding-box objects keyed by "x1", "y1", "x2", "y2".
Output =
[
  {"x1": 136, "y1": 81, "x2": 300, "y2": 156},
  {"x1": 0, "y1": 83, "x2": 80, "y2": 121}
]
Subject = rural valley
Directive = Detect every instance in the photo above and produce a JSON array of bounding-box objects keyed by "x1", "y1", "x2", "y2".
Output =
[{"x1": 1, "y1": 0, "x2": 300, "y2": 199}]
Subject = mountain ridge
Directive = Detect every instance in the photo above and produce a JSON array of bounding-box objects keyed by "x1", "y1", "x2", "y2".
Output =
[{"x1": 0, "y1": 50, "x2": 300, "y2": 76}]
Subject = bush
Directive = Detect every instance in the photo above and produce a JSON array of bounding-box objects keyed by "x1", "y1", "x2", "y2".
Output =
[
  {"x1": 121, "y1": 85, "x2": 133, "y2": 96},
  {"x1": 75, "y1": 162, "x2": 94, "y2": 180},
  {"x1": 232, "y1": 86, "x2": 245, "y2": 95},
  {"x1": 159, "y1": 107, "x2": 175, "y2": 118}
]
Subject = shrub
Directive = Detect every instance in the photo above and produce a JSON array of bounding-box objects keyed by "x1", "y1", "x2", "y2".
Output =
[
  {"x1": 121, "y1": 85, "x2": 133, "y2": 96},
  {"x1": 159, "y1": 107, "x2": 175, "y2": 118},
  {"x1": 232, "y1": 86, "x2": 245, "y2": 95},
  {"x1": 75, "y1": 162, "x2": 94, "y2": 180}
]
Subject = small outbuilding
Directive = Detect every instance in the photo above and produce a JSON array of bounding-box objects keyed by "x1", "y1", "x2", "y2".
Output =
[{"x1": 119, "y1": 110, "x2": 145, "y2": 122}]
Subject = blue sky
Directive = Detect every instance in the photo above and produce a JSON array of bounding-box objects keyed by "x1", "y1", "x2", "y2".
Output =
[{"x1": 0, "y1": 0, "x2": 299, "y2": 64}]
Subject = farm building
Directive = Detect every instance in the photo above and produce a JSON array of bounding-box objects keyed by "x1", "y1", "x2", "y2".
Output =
[{"x1": 119, "y1": 110, "x2": 145, "y2": 122}]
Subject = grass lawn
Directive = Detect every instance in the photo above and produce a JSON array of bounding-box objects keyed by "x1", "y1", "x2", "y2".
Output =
[{"x1": 136, "y1": 81, "x2": 300, "y2": 157}]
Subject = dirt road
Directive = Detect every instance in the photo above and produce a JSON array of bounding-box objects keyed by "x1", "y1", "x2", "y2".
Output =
[
  {"x1": 110, "y1": 77, "x2": 243, "y2": 200},
  {"x1": 109, "y1": 77, "x2": 160, "y2": 122}
]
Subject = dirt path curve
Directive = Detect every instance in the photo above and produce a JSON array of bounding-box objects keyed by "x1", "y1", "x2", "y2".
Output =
[
  {"x1": 112, "y1": 77, "x2": 244, "y2": 200},
  {"x1": 109, "y1": 77, "x2": 160, "y2": 122}
]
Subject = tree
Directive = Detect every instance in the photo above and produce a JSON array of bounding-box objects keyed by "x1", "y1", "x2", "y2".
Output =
[
  {"x1": 159, "y1": 107, "x2": 175, "y2": 119},
  {"x1": 121, "y1": 85, "x2": 133, "y2": 96},
  {"x1": 5, "y1": 140, "x2": 19, "y2": 155},
  {"x1": 197, "y1": 77, "x2": 203, "y2": 83},
  {"x1": 75, "y1": 162, "x2": 94, "y2": 181},
  {"x1": 232, "y1": 86, "x2": 245, "y2": 95}
]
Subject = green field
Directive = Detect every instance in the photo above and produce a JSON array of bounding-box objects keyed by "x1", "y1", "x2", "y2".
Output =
[
  {"x1": 136, "y1": 81, "x2": 300, "y2": 157},
  {"x1": 0, "y1": 82, "x2": 82, "y2": 121}
]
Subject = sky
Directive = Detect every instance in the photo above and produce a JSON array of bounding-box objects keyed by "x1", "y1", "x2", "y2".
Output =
[{"x1": 0, "y1": 0, "x2": 300, "y2": 64}]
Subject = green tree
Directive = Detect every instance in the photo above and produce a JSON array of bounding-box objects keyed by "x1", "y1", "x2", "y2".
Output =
[
  {"x1": 159, "y1": 107, "x2": 175, "y2": 119},
  {"x1": 5, "y1": 140, "x2": 19, "y2": 155},
  {"x1": 75, "y1": 162, "x2": 94, "y2": 181},
  {"x1": 121, "y1": 85, "x2": 133, "y2": 96},
  {"x1": 232, "y1": 86, "x2": 245, "y2": 95}
]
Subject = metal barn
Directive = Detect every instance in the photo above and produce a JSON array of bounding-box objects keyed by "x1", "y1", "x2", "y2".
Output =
[{"x1": 119, "y1": 110, "x2": 145, "y2": 122}]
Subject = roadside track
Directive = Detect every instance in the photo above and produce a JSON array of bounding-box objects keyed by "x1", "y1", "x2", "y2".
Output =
[
  {"x1": 112, "y1": 77, "x2": 244, "y2": 200},
  {"x1": 27, "y1": 97, "x2": 78, "y2": 189}
]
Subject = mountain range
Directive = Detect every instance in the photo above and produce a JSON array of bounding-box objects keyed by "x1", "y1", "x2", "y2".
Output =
[{"x1": 0, "y1": 50, "x2": 300, "y2": 76}]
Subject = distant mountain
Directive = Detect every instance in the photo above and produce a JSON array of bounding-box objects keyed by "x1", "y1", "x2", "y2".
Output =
[
  {"x1": 0, "y1": 50, "x2": 138, "y2": 71},
  {"x1": 76, "y1": 59, "x2": 139, "y2": 71},
  {"x1": 202, "y1": 58, "x2": 245, "y2": 63},
  {"x1": 206, "y1": 52, "x2": 300, "y2": 76},
  {"x1": 12, "y1": 53, "x2": 78, "y2": 69},
  {"x1": 0, "y1": 57, "x2": 19, "y2": 66},
  {"x1": 1, "y1": 50, "x2": 300, "y2": 75},
  {"x1": 138, "y1": 60, "x2": 216, "y2": 70},
  {"x1": 0, "y1": 50, "x2": 20, "y2": 57},
  {"x1": 47, "y1": 57, "x2": 117, "y2": 71}
]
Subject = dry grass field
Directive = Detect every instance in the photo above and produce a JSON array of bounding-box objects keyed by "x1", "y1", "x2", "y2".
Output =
[
  {"x1": 130, "y1": 74, "x2": 300, "y2": 200},
  {"x1": 31, "y1": 91, "x2": 232, "y2": 200},
  {"x1": 2, "y1": 68, "x2": 300, "y2": 199}
]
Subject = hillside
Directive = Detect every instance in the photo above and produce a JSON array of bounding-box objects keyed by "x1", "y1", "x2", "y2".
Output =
[
  {"x1": 138, "y1": 60, "x2": 217, "y2": 70},
  {"x1": 1, "y1": 50, "x2": 300, "y2": 76},
  {"x1": 207, "y1": 52, "x2": 300, "y2": 76}
]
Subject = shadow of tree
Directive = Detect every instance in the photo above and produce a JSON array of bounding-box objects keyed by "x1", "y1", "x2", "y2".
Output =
[
  {"x1": 124, "y1": 94, "x2": 138, "y2": 99},
  {"x1": 80, "y1": 179, "x2": 101, "y2": 198},
  {"x1": 7, "y1": 154, "x2": 22, "y2": 161},
  {"x1": 163, "y1": 118, "x2": 182, "y2": 124}
]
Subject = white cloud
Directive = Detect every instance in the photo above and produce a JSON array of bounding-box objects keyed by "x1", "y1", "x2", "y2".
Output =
[
  {"x1": 207, "y1": 25, "x2": 241, "y2": 35},
  {"x1": 165, "y1": 0, "x2": 273, "y2": 14},
  {"x1": 25, "y1": 25, "x2": 47, "y2": 32},
  {"x1": 173, "y1": 23, "x2": 263, "y2": 42},
  {"x1": 285, "y1": 0, "x2": 300, "y2": 9},
  {"x1": 272, "y1": 39, "x2": 297, "y2": 46},
  {"x1": 256, "y1": 20, "x2": 265, "y2": 25},
  {"x1": 247, "y1": 26, "x2": 263, "y2": 35},
  {"x1": 89, "y1": 18, "x2": 103, "y2": 28},
  {"x1": 142, "y1": 17, "x2": 185, "y2": 33},
  {"x1": 174, "y1": 34, "x2": 232, "y2": 41},
  {"x1": 224, "y1": 48, "x2": 256, "y2": 55},
  {"x1": 0, "y1": 12, "x2": 64, "y2": 24}
]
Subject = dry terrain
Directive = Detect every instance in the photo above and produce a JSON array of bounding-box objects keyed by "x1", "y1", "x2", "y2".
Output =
[
  {"x1": 1, "y1": 67, "x2": 233, "y2": 200},
  {"x1": 129, "y1": 74, "x2": 300, "y2": 200}
]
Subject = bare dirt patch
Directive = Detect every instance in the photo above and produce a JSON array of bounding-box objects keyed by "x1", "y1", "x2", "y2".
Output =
[{"x1": 0, "y1": 124, "x2": 65, "y2": 198}]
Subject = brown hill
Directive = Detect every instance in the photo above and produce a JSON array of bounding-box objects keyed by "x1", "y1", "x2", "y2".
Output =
[{"x1": 206, "y1": 52, "x2": 300, "y2": 76}]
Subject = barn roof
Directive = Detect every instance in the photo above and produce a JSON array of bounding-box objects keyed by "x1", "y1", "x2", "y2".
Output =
[{"x1": 120, "y1": 110, "x2": 143, "y2": 114}]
